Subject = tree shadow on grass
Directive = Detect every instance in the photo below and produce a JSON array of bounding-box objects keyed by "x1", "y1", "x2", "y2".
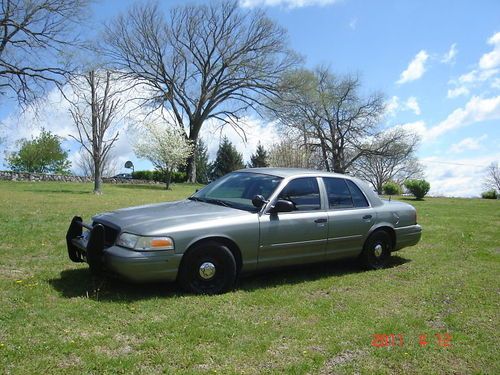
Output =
[
  {"x1": 49, "y1": 256, "x2": 411, "y2": 301},
  {"x1": 395, "y1": 196, "x2": 426, "y2": 202},
  {"x1": 113, "y1": 184, "x2": 169, "y2": 191},
  {"x1": 25, "y1": 188, "x2": 91, "y2": 195}
]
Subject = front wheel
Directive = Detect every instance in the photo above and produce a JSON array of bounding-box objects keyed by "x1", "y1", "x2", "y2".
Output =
[
  {"x1": 177, "y1": 241, "x2": 237, "y2": 295},
  {"x1": 360, "y1": 231, "x2": 392, "y2": 270}
]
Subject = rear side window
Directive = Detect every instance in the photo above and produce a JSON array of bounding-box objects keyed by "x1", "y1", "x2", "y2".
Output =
[
  {"x1": 323, "y1": 178, "x2": 369, "y2": 209},
  {"x1": 278, "y1": 177, "x2": 321, "y2": 211},
  {"x1": 346, "y1": 180, "x2": 369, "y2": 208}
]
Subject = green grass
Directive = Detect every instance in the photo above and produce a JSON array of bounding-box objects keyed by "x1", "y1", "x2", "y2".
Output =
[{"x1": 0, "y1": 181, "x2": 498, "y2": 374}]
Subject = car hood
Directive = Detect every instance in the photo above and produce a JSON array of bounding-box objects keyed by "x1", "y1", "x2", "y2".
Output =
[{"x1": 92, "y1": 199, "x2": 248, "y2": 235}]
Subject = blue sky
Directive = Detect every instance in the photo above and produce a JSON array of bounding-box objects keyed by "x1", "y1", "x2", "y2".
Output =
[{"x1": 1, "y1": 0, "x2": 499, "y2": 197}]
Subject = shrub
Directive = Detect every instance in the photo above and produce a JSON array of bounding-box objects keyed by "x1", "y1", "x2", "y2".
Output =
[
  {"x1": 132, "y1": 170, "x2": 154, "y2": 181},
  {"x1": 481, "y1": 189, "x2": 498, "y2": 199},
  {"x1": 132, "y1": 170, "x2": 187, "y2": 183},
  {"x1": 171, "y1": 171, "x2": 187, "y2": 183},
  {"x1": 404, "y1": 179, "x2": 430, "y2": 199},
  {"x1": 383, "y1": 181, "x2": 402, "y2": 195}
]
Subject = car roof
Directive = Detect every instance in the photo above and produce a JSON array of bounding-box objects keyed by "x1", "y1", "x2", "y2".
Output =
[{"x1": 236, "y1": 167, "x2": 349, "y2": 179}]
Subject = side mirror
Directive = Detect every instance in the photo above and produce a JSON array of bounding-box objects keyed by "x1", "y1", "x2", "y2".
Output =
[
  {"x1": 270, "y1": 199, "x2": 295, "y2": 213},
  {"x1": 252, "y1": 194, "x2": 268, "y2": 208}
]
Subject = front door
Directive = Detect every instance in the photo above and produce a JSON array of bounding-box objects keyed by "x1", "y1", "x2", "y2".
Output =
[{"x1": 258, "y1": 177, "x2": 328, "y2": 269}]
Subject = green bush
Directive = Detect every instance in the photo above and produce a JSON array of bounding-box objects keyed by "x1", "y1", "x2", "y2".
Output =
[
  {"x1": 170, "y1": 171, "x2": 187, "y2": 183},
  {"x1": 132, "y1": 170, "x2": 187, "y2": 183},
  {"x1": 132, "y1": 170, "x2": 154, "y2": 181},
  {"x1": 382, "y1": 181, "x2": 402, "y2": 195},
  {"x1": 404, "y1": 179, "x2": 430, "y2": 199},
  {"x1": 481, "y1": 189, "x2": 498, "y2": 199}
]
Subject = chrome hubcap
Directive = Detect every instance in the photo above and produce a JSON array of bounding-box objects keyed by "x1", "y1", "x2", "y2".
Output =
[
  {"x1": 199, "y1": 262, "x2": 216, "y2": 280},
  {"x1": 374, "y1": 244, "x2": 383, "y2": 257}
]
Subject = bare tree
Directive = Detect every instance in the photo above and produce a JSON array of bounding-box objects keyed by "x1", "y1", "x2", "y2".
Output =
[
  {"x1": 269, "y1": 67, "x2": 391, "y2": 173},
  {"x1": 103, "y1": 0, "x2": 298, "y2": 182},
  {"x1": 0, "y1": 0, "x2": 89, "y2": 107},
  {"x1": 268, "y1": 138, "x2": 317, "y2": 169},
  {"x1": 351, "y1": 128, "x2": 424, "y2": 193},
  {"x1": 75, "y1": 147, "x2": 118, "y2": 179},
  {"x1": 68, "y1": 70, "x2": 122, "y2": 194},
  {"x1": 484, "y1": 161, "x2": 500, "y2": 192}
]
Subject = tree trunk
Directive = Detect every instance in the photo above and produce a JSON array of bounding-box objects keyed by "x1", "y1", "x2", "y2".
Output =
[
  {"x1": 187, "y1": 153, "x2": 196, "y2": 183},
  {"x1": 165, "y1": 169, "x2": 172, "y2": 190},
  {"x1": 332, "y1": 154, "x2": 344, "y2": 173},
  {"x1": 93, "y1": 158, "x2": 102, "y2": 194},
  {"x1": 187, "y1": 126, "x2": 200, "y2": 183}
]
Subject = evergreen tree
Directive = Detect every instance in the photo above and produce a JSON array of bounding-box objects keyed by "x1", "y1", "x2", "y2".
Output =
[
  {"x1": 248, "y1": 142, "x2": 269, "y2": 168},
  {"x1": 195, "y1": 139, "x2": 210, "y2": 184},
  {"x1": 210, "y1": 137, "x2": 244, "y2": 179}
]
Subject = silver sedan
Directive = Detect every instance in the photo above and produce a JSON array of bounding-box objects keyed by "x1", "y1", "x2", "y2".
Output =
[{"x1": 66, "y1": 168, "x2": 422, "y2": 294}]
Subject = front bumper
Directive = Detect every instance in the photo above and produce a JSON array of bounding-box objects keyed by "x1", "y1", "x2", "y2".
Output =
[
  {"x1": 66, "y1": 216, "x2": 182, "y2": 282},
  {"x1": 393, "y1": 224, "x2": 422, "y2": 251}
]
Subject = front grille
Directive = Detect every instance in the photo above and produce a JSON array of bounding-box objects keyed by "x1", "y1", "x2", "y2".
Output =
[{"x1": 93, "y1": 221, "x2": 120, "y2": 247}]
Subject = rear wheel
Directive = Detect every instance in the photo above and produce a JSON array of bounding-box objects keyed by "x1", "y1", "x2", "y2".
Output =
[
  {"x1": 360, "y1": 231, "x2": 392, "y2": 270},
  {"x1": 178, "y1": 241, "x2": 237, "y2": 295}
]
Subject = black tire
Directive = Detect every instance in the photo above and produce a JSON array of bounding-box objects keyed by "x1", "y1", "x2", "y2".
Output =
[
  {"x1": 178, "y1": 241, "x2": 237, "y2": 295},
  {"x1": 360, "y1": 230, "x2": 392, "y2": 270}
]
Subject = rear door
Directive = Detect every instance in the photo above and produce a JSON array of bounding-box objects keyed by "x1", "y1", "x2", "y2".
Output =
[
  {"x1": 323, "y1": 178, "x2": 375, "y2": 260},
  {"x1": 258, "y1": 177, "x2": 328, "y2": 269}
]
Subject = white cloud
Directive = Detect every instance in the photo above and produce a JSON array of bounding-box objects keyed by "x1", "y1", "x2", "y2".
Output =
[
  {"x1": 394, "y1": 120, "x2": 428, "y2": 140},
  {"x1": 441, "y1": 43, "x2": 458, "y2": 64},
  {"x1": 239, "y1": 0, "x2": 338, "y2": 8},
  {"x1": 397, "y1": 50, "x2": 429, "y2": 84},
  {"x1": 458, "y1": 68, "x2": 498, "y2": 84},
  {"x1": 421, "y1": 154, "x2": 500, "y2": 197},
  {"x1": 386, "y1": 96, "x2": 421, "y2": 116},
  {"x1": 349, "y1": 18, "x2": 357, "y2": 30},
  {"x1": 405, "y1": 96, "x2": 421, "y2": 115},
  {"x1": 386, "y1": 96, "x2": 400, "y2": 116},
  {"x1": 427, "y1": 95, "x2": 500, "y2": 139},
  {"x1": 0, "y1": 82, "x2": 155, "y2": 174},
  {"x1": 200, "y1": 117, "x2": 280, "y2": 163},
  {"x1": 449, "y1": 134, "x2": 487, "y2": 153},
  {"x1": 447, "y1": 86, "x2": 470, "y2": 98},
  {"x1": 479, "y1": 31, "x2": 500, "y2": 70},
  {"x1": 448, "y1": 32, "x2": 500, "y2": 97}
]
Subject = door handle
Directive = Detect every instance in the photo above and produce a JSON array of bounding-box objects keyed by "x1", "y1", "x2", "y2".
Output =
[
  {"x1": 314, "y1": 218, "x2": 327, "y2": 223},
  {"x1": 362, "y1": 215, "x2": 373, "y2": 220}
]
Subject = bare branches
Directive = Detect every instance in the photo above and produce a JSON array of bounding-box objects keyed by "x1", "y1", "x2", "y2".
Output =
[
  {"x1": 268, "y1": 67, "x2": 386, "y2": 173},
  {"x1": 0, "y1": 0, "x2": 89, "y2": 107},
  {"x1": 103, "y1": 0, "x2": 299, "y2": 181},
  {"x1": 484, "y1": 161, "x2": 500, "y2": 192},
  {"x1": 351, "y1": 128, "x2": 424, "y2": 193},
  {"x1": 67, "y1": 70, "x2": 123, "y2": 194}
]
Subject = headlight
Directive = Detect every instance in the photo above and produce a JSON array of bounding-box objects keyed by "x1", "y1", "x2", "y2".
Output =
[{"x1": 116, "y1": 233, "x2": 174, "y2": 251}]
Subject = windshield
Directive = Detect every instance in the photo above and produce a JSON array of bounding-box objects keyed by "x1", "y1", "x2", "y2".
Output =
[{"x1": 190, "y1": 172, "x2": 283, "y2": 212}]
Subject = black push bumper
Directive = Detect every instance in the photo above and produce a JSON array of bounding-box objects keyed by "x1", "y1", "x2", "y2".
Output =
[{"x1": 66, "y1": 216, "x2": 105, "y2": 274}]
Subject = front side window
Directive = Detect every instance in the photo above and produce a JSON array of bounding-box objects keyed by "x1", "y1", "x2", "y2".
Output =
[
  {"x1": 191, "y1": 172, "x2": 282, "y2": 211},
  {"x1": 278, "y1": 177, "x2": 321, "y2": 211}
]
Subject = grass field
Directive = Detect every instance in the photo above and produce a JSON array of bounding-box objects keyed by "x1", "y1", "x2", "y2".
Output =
[{"x1": 0, "y1": 180, "x2": 498, "y2": 374}]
